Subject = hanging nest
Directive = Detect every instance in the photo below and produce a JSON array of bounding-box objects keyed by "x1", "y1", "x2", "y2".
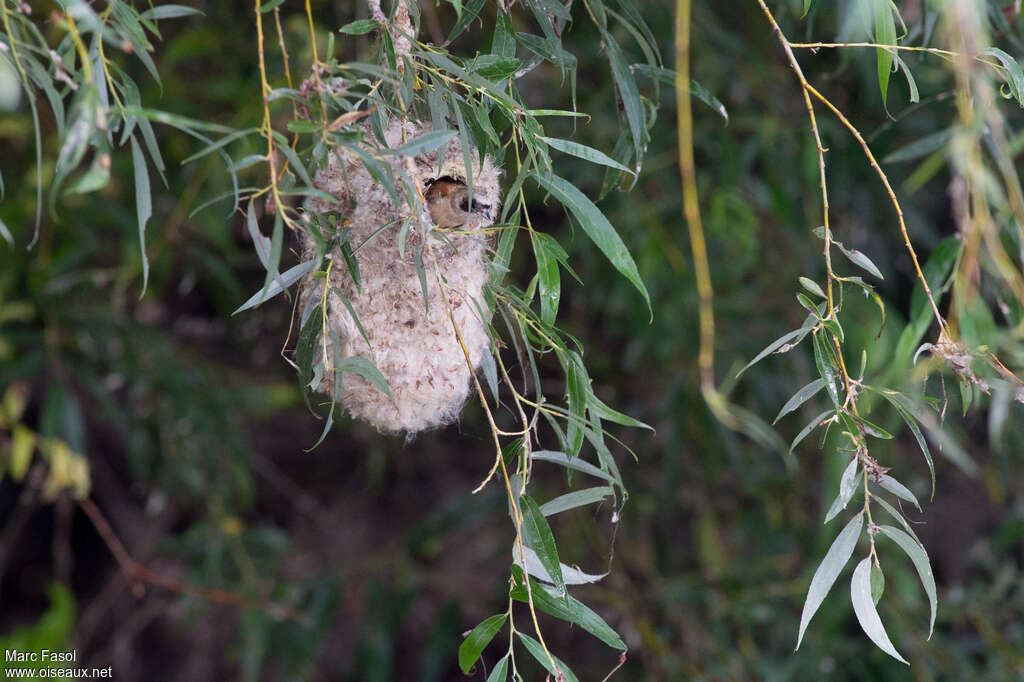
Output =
[{"x1": 299, "y1": 119, "x2": 501, "y2": 434}]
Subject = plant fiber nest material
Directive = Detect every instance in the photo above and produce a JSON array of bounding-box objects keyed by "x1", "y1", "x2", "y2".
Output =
[{"x1": 301, "y1": 119, "x2": 501, "y2": 434}]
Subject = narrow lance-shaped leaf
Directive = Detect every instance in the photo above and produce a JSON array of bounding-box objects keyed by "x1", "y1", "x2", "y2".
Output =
[
  {"x1": 335, "y1": 354, "x2": 391, "y2": 397},
  {"x1": 533, "y1": 172, "x2": 650, "y2": 314},
  {"x1": 851, "y1": 557, "x2": 910, "y2": 664},
  {"x1": 234, "y1": 260, "x2": 317, "y2": 314},
  {"x1": 517, "y1": 633, "x2": 579, "y2": 682},
  {"x1": 877, "y1": 474, "x2": 921, "y2": 511},
  {"x1": 532, "y1": 450, "x2": 617, "y2": 483},
  {"x1": 877, "y1": 389, "x2": 935, "y2": 498},
  {"x1": 877, "y1": 525, "x2": 937, "y2": 637},
  {"x1": 824, "y1": 456, "x2": 860, "y2": 523},
  {"x1": 382, "y1": 130, "x2": 457, "y2": 156},
  {"x1": 0, "y1": 216, "x2": 13, "y2": 247},
  {"x1": 130, "y1": 136, "x2": 152, "y2": 295},
  {"x1": 874, "y1": 1, "x2": 897, "y2": 106},
  {"x1": 486, "y1": 657, "x2": 509, "y2": 682},
  {"x1": 515, "y1": 546, "x2": 607, "y2": 585},
  {"x1": 519, "y1": 494, "x2": 565, "y2": 596},
  {"x1": 510, "y1": 567, "x2": 626, "y2": 650},
  {"x1": 458, "y1": 613, "x2": 507, "y2": 674},
  {"x1": 601, "y1": 29, "x2": 647, "y2": 167},
  {"x1": 539, "y1": 135, "x2": 636, "y2": 175},
  {"x1": 812, "y1": 331, "x2": 841, "y2": 409},
  {"x1": 790, "y1": 410, "x2": 833, "y2": 455},
  {"x1": 539, "y1": 486, "x2": 613, "y2": 516},
  {"x1": 796, "y1": 512, "x2": 863, "y2": 650},
  {"x1": 775, "y1": 378, "x2": 825, "y2": 424}
]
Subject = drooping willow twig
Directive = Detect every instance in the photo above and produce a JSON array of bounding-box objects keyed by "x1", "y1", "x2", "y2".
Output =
[{"x1": 755, "y1": 0, "x2": 948, "y2": 335}]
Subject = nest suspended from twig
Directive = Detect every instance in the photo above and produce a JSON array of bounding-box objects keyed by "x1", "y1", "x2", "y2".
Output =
[{"x1": 300, "y1": 119, "x2": 501, "y2": 434}]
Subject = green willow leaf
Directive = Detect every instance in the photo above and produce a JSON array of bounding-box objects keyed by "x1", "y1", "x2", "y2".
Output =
[
  {"x1": 774, "y1": 378, "x2": 825, "y2": 424},
  {"x1": 539, "y1": 135, "x2": 635, "y2": 175},
  {"x1": 876, "y1": 388, "x2": 935, "y2": 497},
  {"x1": 870, "y1": 493, "x2": 922, "y2": 546},
  {"x1": 515, "y1": 545, "x2": 607, "y2": 585},
  {"x1": 510, "y1": 567, "x2": 626, "y2": 650},
  {"x1": 532, "y1": 450, "x2": 610, "y2": 483},
  {"x1": 882, "y1": 129, "x2": 952, "y2": 164},
  {"x1": 381, "y1": 130, "x2": 457, "y2": 157},
  {"x1": 812, "y1": 331, "x2": 841, "y2": 409},
  {"x1": 799, "y1": 277, "x2": 826, "y2": 298},
  {"x1": 234, "y1": 260, "x2": 316, "y2": 314},
  {"x1": 519, "y1": 494, "x2": 565, "y2": 596},
  {"x1": 340, "y1": 19, "x2": 379, "y2": 35},
  {"x1": 796, "y1": 512, "x2": 863, "y2": 650},
  {"x1": 486, "y1": 656, "x2": 509, "y2": 682},
  {"x1": 984, "y1": 47, "x2": 1024, "y2": 106},
  {"x1": 824, "y1": 456, "x2": 860, "y2": 523},
  {"x1": 129, "y1": 136, "x2": 152, "y2": 294},
  {"x1": 446, "y1": 0, "x2": 487, "y2": 44},
  {"x1": 140, "y1": 4, "x2": 203, "y2": 19},
  {"x1": 532, "y1": 231, "x2": 561, "y2": 326},
  {"x1": 517, "y1": 633, "x2": 579, "y2": 682},
  {"x1": 0, "y1": 216, "x2": 12, "y2": 247},
  {"x1": 738, "y1": 320, "x2": 814, "y2": 377},
  {"x1": 458, "y1": 613, "x2": 507, "y2": 674},
  {"x1": 335, "y1": 355, "x2": 391, "y2": 397},
  {"x1": 877, "y1": 525, "x2": 937, "y2": 637},
  {"x1": 870, "y1": 562, "x2": 885, "y2": 605},
  {"x1": 851, "y1": 557, "x2": 910, "y2": 664},
  {"x1": 876, "y1": 474, "x2": 921, "y2": 511},
  {"x1": 601, "y1": 29, "x2": 647, "y2": 167},
  {"x1": 874, "y1": 2, "x2": 897, "y2": 106},
  {"x1": 296, "y1": 305, "x2": 322, "y2": 399},
  {"x1": 790, "y1": 410, "x2": 833, "y2": 455},
  {"x1": 532, "y1": 172, "x2": 650, "y2": 314},
  {"x1": 539, "y1": 487, "x2": 613, "y2": 516}
]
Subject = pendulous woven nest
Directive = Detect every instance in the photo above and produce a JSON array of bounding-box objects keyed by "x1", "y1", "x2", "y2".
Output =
[{"x1": 300, "y1": 119, "x2": 501, "y2": 434}]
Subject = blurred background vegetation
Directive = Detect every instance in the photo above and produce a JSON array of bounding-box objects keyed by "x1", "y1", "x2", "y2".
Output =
[{"x1": 1, "y1": 0, "x2": 1022, "y2": 680}]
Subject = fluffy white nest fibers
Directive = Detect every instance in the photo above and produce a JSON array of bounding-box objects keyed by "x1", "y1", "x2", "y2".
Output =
[{"x1": 300, "y1": 119, "x2": 501, "y2": 434}]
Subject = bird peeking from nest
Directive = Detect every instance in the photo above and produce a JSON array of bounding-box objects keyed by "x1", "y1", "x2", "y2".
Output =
[{"x1": 425, "y1": 177, "x2": 493, "y2": 229}]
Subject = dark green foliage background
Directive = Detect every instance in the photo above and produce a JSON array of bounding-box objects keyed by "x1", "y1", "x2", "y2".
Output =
[{"x1": 0, "y1": 1, "x2": 1021, "y2": 680}]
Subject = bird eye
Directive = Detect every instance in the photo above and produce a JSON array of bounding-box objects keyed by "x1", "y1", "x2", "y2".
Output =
[{"x1": 459, "y1": 197, "x2": 471, "y2": 213}]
